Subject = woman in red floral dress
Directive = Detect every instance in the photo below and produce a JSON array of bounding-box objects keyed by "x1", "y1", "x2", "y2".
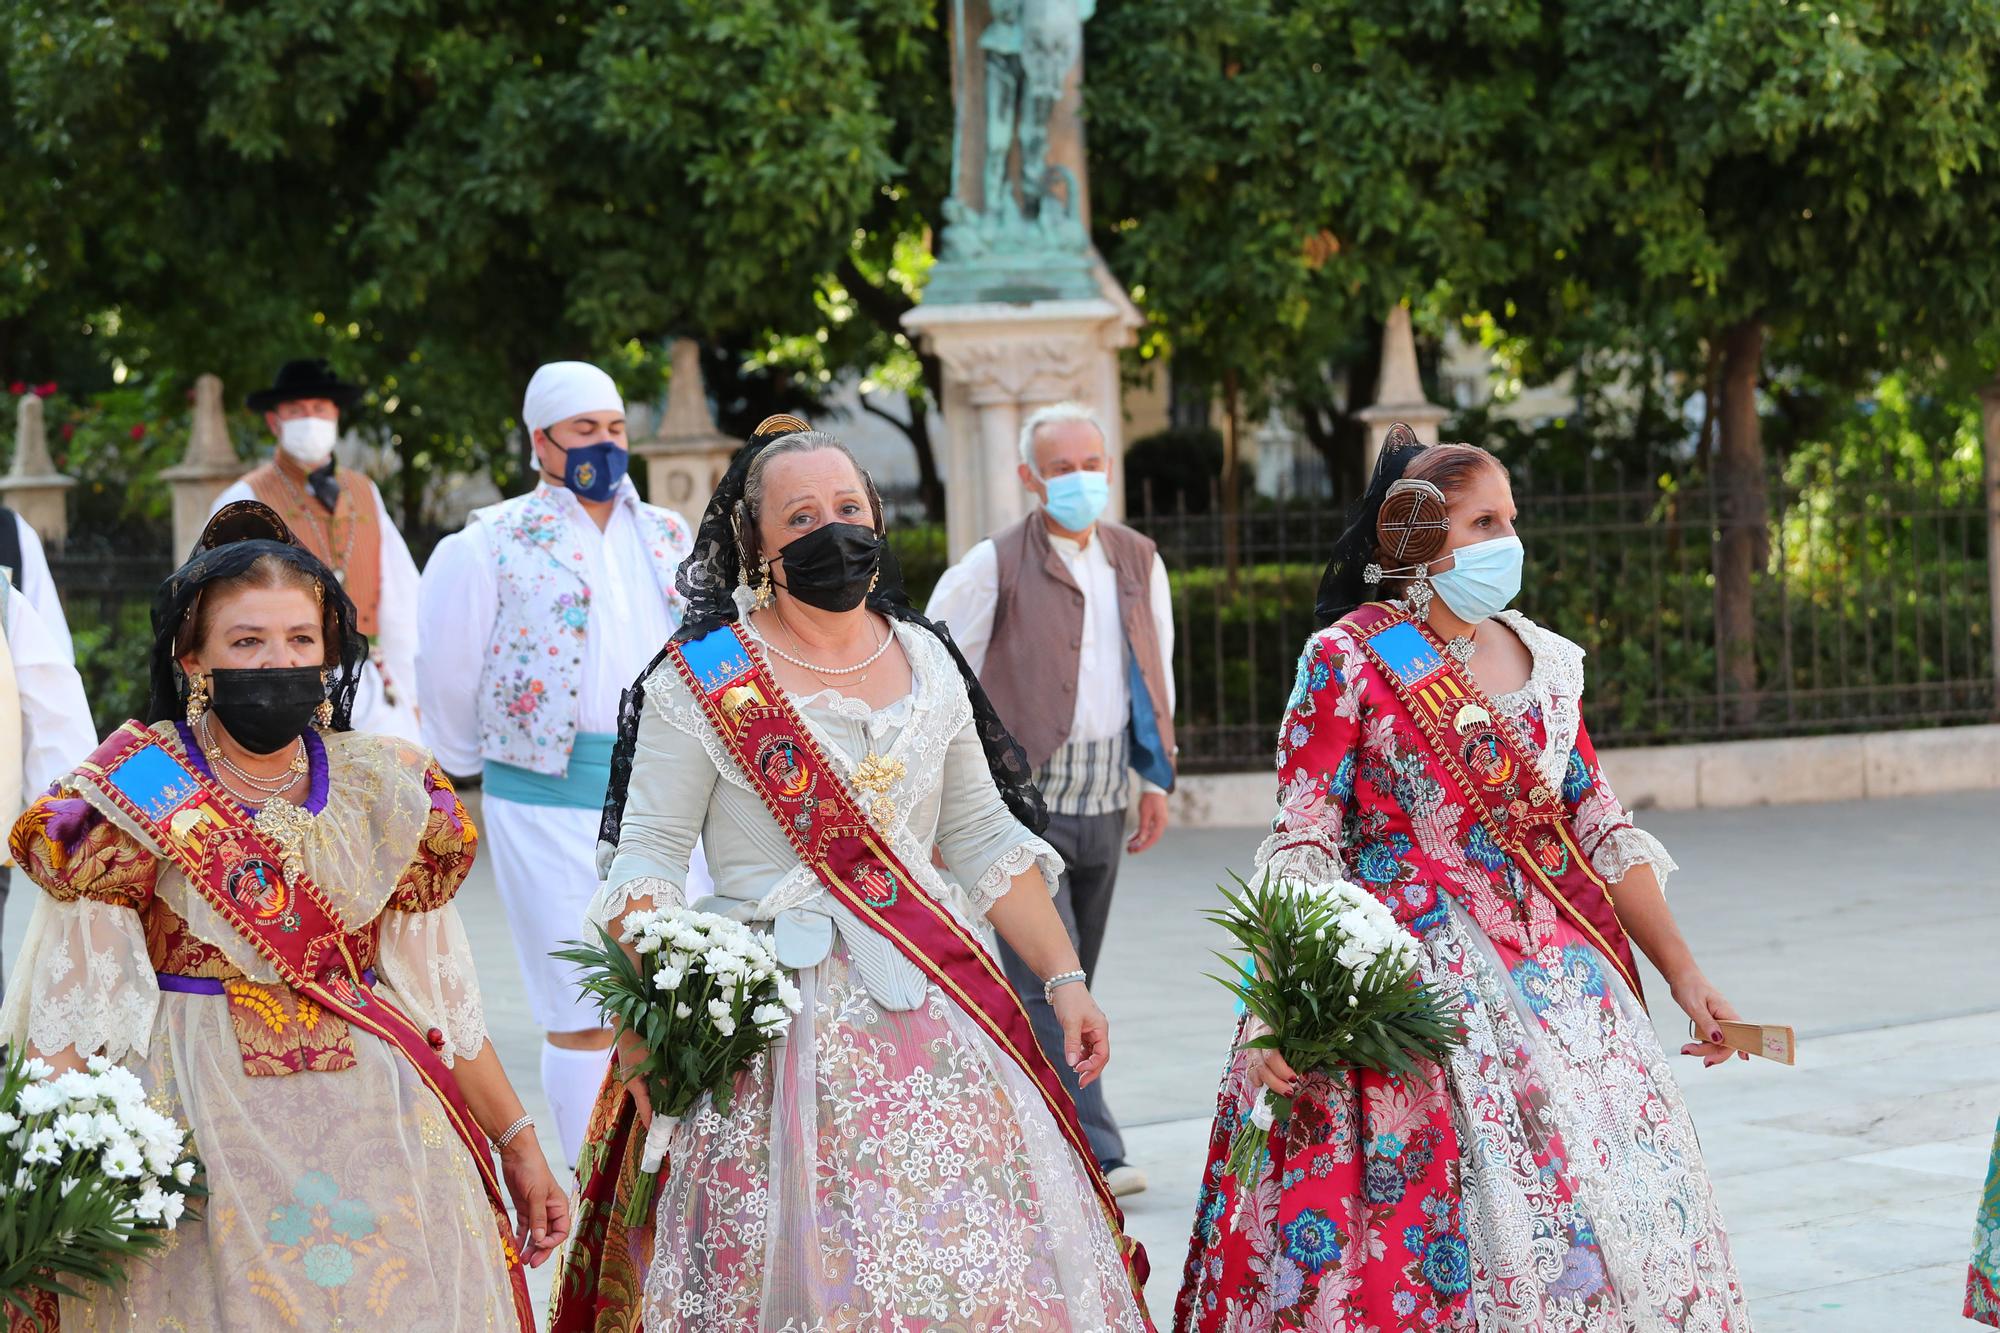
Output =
[{"x1": 1176, "y1": 428, "x2": 1754, "y2": 1333}]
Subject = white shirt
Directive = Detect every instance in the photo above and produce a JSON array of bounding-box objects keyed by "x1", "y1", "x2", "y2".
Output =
[
  {"x1": 926, "y1": 522, "x2": 1176, "y2": 744},
  {"x1": 212, "y1": 469, "x2": 422, "y2": 731},
  {"x1": 5, "y1": 588, "x2": 95, "y2": 800},
  {"x1": 416, "y1": 481, "x2": 678, "y2": 775},
  {"x1": 10, "y1": 512, "x2": 73, "y2": 665}
]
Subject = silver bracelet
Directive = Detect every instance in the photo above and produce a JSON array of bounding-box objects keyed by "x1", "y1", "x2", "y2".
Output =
[
  {"x1": 1042, "y1": 969, "x2": 1088, "y2": 1006},
  {"x1": 492, "y1": 1114, "x2": 535, "y2": 1152}
]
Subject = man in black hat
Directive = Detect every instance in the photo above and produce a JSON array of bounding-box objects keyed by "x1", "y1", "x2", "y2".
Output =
[{"x1": 210, "y1": 359, "x2": 423, "y2": 741}]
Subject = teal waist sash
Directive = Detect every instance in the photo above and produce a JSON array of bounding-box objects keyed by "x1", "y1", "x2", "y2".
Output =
[{"x1": 485, "y1": 732, "x2": 616, "y2": 810}]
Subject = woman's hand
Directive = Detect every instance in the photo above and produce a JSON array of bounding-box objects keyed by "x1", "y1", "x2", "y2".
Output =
[
  {"x1": 1051, "y1": 983, "x2": 1111, "y2": 1088},
  {"x1": 1241, "y1": 1019, "x2": 1298, "y2": 1096},
  {"x1": 498, "y1": 1138, "x2": 572, "y2": 1267},
  {"x1": 1672, "y1": 970, "x2": 1750, "y2": 1068},
  {"x1": 615, "y1": 1028, "x2": 654, "y2": 1128}
]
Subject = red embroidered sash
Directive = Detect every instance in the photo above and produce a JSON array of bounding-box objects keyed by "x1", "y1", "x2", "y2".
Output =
[
  {"x1": 70, "y1": 722, "x2": 534, "y2": 1331},
  {"x1": 667, "y1": 625, "x2": 1153, "y2": 1304},
  {"x1": 1340, "y1": 603, "x2": 1646, "y2": 1000}
]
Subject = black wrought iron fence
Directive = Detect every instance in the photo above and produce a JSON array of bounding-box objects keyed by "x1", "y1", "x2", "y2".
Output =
[
  {"x1": 1130, "y1": 461, "x2": 1994, "y2": 772},
  {"x1": 49, "y1": 539, "x2": 174, "y2": 737}
]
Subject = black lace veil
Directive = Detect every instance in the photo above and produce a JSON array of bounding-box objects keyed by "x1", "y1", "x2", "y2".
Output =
[
  {"x1": 146, "y1": 501, "x2": 367, "y2": 728},
  {"x1": 1313, "y1": 423, "x2": 1431, "y2": 626},
  {"x1": 598, "y1": 418, "x2": 1048, "y2": 861}
]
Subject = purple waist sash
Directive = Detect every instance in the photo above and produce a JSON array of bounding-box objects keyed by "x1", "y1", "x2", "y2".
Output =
[{"x1": 157, "y1": 968, "x2": 376, "y2": 996}]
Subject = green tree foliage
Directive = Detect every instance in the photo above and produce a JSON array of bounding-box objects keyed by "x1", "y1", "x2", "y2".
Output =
[{"x1": 0, "y1": 0, "x2": 932, "y2": 521}]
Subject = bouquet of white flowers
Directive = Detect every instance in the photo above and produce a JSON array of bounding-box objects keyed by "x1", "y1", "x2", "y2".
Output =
[
  {"x1": 0, "y1": 1046, "x2": 201, "y2": 1321},
  {"x1": 1208, "y1": 869, "x2": 1464, "y2": 1186},
  {"x1": 557, "y1": 907, "x2": 803, "y2": 1222}
]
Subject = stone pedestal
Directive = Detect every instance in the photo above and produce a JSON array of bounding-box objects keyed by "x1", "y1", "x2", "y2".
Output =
[
  {"x1": 631, "y1": 338, "x2": 739, "y2": 524},
  {"x1": 1356, "y1": 304, "x2": 1449, "y2": 474},
  {"x1": 903, "y1": 292, "x2": 1141, "y2": 559},
  {"x1": 160, "y1": 374, "x2": 246, "y2": 557},
  {"x1": 0, "y1": 395, "x2": 75, "y2": 549}
]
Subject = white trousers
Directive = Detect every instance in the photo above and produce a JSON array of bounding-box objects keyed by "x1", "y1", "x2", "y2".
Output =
[
  {"x1": 481, "y1": 793, "x2": 710, "y2": 1033},
  {"x1": 350, "y1": 657, "x2": 423, "y2": 746}
]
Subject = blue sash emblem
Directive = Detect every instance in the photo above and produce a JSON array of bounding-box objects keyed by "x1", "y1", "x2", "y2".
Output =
[
  {"x1": 680, "y1": 625, "x2": 755, "y2": 694},
  {"x1": 104, "y1": 744, "x2": 201, "y2": 821},
  {"x1": 1368, "y1": 620, "x2": 1445, "y2": 686}
]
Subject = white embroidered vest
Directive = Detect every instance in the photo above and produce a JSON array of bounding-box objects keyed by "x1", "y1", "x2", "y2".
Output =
[{"x1": 469, "y1": 486, "x2": 692, "y2": 776}]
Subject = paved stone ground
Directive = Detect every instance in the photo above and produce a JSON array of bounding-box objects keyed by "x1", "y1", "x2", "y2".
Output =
[{"x1": 15, "y1": 789, "x2": 1990, "y2": 1327}]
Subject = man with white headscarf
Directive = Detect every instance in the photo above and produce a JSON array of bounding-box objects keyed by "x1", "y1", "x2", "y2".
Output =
[{"x1": 417, "y1": 360, "x2": 697, "y2": 1165}]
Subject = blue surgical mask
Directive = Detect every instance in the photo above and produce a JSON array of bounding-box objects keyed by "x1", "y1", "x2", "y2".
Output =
[
  {"x1": 1040, "y1": 470, "x2": 1110, "y2": 531},
  {"x1": 559, "y1": 441, "x2": 628, "y2": 502},
  {"x1": 1430, "y1": 535, "x2": 1523, "y2": 622}
]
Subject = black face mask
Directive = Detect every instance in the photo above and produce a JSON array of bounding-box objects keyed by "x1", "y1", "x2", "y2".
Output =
[
  {"x1": 774, "y1": 523, "x2": 883, "y2": 612},
  {"x1": 206, "y1": 667, "x2": 325, "y2": 755}
]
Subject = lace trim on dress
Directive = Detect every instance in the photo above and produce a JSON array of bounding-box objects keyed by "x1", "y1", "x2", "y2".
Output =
[
  {"x1": 374, "y1": 905, "x2": 488, "y2": 1067},
  {"x1": 966, "y1": 838, "x2": 1064, "y2": 913},
  {"x1": 1253, "y1": 827, "x2": 1347, "y2": 889},
  {"x1": 1489, "y1": 610, "x2": 1586, "y2": 793},
  {"x1": 586, "y1": 873, "x2": 688, "y2": 935},
  {"x1": 1591, "y1": 825, "x2": 1679, "y2": 893},
  {"x1": 1, "y1": 895, "x2": 159, "y2": 1064}
]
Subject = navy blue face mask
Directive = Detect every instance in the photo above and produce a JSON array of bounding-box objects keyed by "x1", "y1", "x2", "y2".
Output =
[{"x1": 553, "y1": 441, "x2": 628, "y2": 502}]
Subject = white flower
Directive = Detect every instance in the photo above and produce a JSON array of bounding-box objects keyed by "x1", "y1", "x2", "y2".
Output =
[
  {"x1": 712, "y1": 1014, "x2": 737, "y2": 1038},
  {"x1": 21, "y1": 1128, "x2": 61, "y2": 1166},
  {"x1": 1248, "y1": 1090, "x2": 1275, "y2": 1131},
  {"x1": 652, "y1": 966, "x2": 685, "y2": 991},
  {"x1": 751, "y1": 1002, "x2": 789, "y2": 1032},
  {"x1": 100, "y1": 1140, "x2": 144, "y2": 1180},
  {"x1": 674, "y1": 1003, "x2": 693, "y2": 1019},
  {"x1": 1348, "y1": 995, "x2": 1359, "y2": 1008},
  {"x1": 17, "y1": 1083, "x2": 63, "y2": 1117},
  {"x1": 159, "y1": 1191, "x2": 186, "y2": 1229},
  {"x1": 173, "y1": 1160, "x2": 196, "y2": 1187},
  {"x1": 59, "y1": 1177, "x2": 79, "y2": 1198},
  {"x1": 52, "y1": 1111, "x2": 102, "y2": 1149},
  {"x1": 85, "y1": 1054, "x2": 112, "y2": 1075},
  {"x1": 132, "y1": 1182, "x2": 167, "y2": 1223},
  {"x1": 20, "y1": 1057, "x2": 53, "y2": 1082},
  {"x1": 706, "y1": 997, "x2": 732, "y2": 1021},
  {"x1": 0, "y1": 1112, "x2": 20, "y2": 1136}
]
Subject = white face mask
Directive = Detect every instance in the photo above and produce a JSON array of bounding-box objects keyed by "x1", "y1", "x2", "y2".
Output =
[{"x1": 277, "y1": 416, "x2": 338, "y2": 468}]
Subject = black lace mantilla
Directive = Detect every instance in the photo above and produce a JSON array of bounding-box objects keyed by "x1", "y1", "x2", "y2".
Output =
[
  {"x1": 146, "y1": 500, "x2": 366, "y2": 730},
  {"x1": 597, "y1": 425, "x2": 1048, "y2": 860}
]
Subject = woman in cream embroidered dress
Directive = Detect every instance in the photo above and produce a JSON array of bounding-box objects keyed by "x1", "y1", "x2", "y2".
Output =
[
  {"x1": 573, "y1": 428, "x2": 1150, "y2": 1331},
  {"x1": 1176, "y1": 436, "x2": 1751, "y2": 1332},
  {"x1": 0, "y1": 504, "x2": 565, "y2": 1331}
]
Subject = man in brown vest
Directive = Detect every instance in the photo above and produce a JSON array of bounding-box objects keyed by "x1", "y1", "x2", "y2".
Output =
[
  {"x1": 212, "y1": 359, "x2": 422, "y2": 741},
  {"x1": 926, "y1": 401, "x2": 1176, "y2": 1198}
]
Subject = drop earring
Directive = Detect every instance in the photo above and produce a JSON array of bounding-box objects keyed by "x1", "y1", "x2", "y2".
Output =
[
  {"x1": 753, "y1": 559, "x2": 775, "y2": 611},
  {"x1": 315, "y1": 671, "x2": 334, "y2": 729},
  {"x1": 185, "y1": 672, "x2": 210, "y2": 726}
]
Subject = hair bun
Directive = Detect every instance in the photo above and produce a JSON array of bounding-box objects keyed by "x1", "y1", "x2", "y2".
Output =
[
  {"x1": 750, "y1": 413, "x2": 812, "y2": 442},
  {"x1": 1377, "y1": 479, "x2": 1452, "y2": 566},
  {"x1": 195, "y1": 500, "x2": 305, "y2": 556}
]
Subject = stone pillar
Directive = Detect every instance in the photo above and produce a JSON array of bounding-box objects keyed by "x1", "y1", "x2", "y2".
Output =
[
  {"x1": 1356, "y1": 304, "x2": 1449, "y2": 475},
  {"x1": 160, "y1": 374, "x2": 246, "y2": 557},
  {"x1": 903, "y1": 294, "x2": 1142, "y2": 559},
  {"x1": 1981, "y1": 372, "x2": 2000, "y2": 712},
  {"x1": 630, "y1": 338, "x2": 740, "y2": 524},
  {"x1": 0, "y1": 394, "x2": 75, "y2": 549}
]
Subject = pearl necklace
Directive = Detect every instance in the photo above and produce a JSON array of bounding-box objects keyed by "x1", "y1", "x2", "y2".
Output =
[
  {"x1": 760, "y1": 614, "x2": 893, "y2": 678},
  {"x1": 200, "y1": 716, "x2": 307, "y2": 797}
]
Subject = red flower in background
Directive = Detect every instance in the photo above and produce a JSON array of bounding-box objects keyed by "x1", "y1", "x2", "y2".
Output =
[
  {"x1": 60, "y1": 424, "x2": 75, "y2": 441},
  {"x1": 129, "y1": 423, "x2": 146, "y2": 440},
  {"x1": 31, "y1": 383, "x2": 55, "y2": 398},
  {"x1": 7, "y1": 382, "x2": 21, "y2": 396}
]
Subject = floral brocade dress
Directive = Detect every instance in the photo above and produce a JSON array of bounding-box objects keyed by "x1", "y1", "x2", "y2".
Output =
[
  {"x1": 0, "y1": 722, "x2": 517, "y2": 1331},
  {"x1": 1175, "y1": 610, "x2": 1752, "y2": 1333}
]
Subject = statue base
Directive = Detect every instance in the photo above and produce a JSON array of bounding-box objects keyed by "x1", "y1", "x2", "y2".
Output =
[
  {"x1": 902, "y1": 290, "x2": 1141, "y2": 560},
  {"x1": 923, "y1": 249, "x2": 1100, "y2": 307}
]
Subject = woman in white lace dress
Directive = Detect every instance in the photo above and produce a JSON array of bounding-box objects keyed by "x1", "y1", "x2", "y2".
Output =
[
  {"x1": 1175, "y1": 430, "x2": 1752, "y2": 1332},
  {"x1": 553, "y1": 420, "x2": 1152, "y2": 1333},
  {"x1": 1, "y1": 503, "x2": 564, "y2": 1331}
]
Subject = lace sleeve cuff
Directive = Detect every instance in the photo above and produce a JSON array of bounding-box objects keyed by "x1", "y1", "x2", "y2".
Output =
[
  {"x1": 0, "y1": 895, "x2": 158, "y2": 1064},
  {"x1": 1252, "y1": 828, "x2": 1347, "y2": 889},
  {"x1": 1590, "y1": 826, "x2": 1678, "y2": 893},
  {"x1": 585, "y1": 874, "x2": 686, "y2": 935},
  {"x1": 967, "y1": 837, "x2": 1064, "y2": 914},
  {"x1": 374, "y1": 905, "x2": 488, "y2": 1067}
]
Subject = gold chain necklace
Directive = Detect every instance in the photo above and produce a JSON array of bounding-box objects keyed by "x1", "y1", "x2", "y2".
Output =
[{"x1": 272, "y1": 463, "x2": 358, "y2": 582}]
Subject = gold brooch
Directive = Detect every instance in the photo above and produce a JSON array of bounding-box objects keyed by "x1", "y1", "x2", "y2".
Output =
[{"x1": 851, "y1": 752, "x2": 907, "y2": 828}]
